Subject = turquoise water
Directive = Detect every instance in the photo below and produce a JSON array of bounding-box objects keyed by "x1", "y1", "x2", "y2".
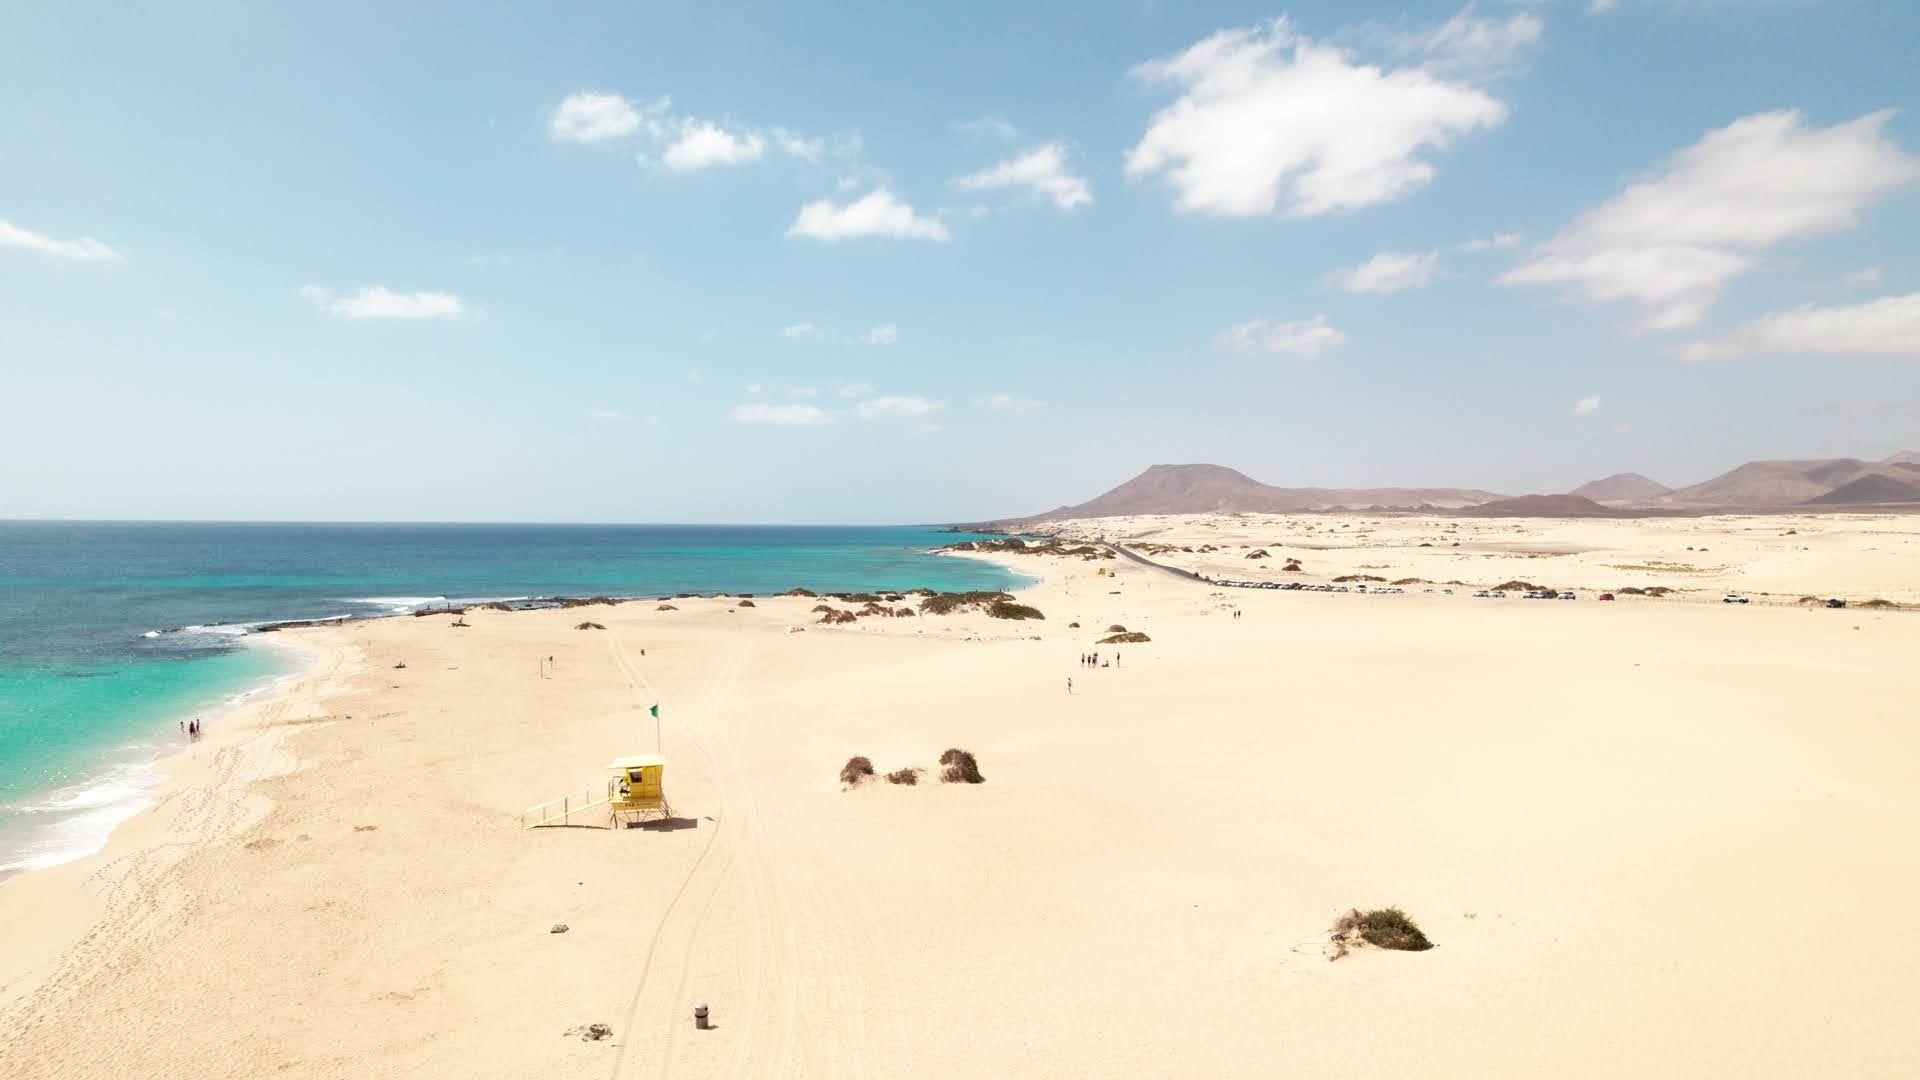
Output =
[{"x1": 0, "y1": 522, "x2": 1019, "y2": 876}]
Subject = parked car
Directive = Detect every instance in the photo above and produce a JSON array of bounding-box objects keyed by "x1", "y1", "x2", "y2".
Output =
[
  {"x1": 1826, "y1": 597, "x2": 1847, "y2": 609},
  {"x1": 1490, "y1": 589, "x2": 1507, "y2": 598},
  {"x1": 1598, "y1": 593, "x2": 1615, "y2": 601},
  {"x1": 1722, "y1": 593, "x2": 1750, "y2": 604},
  {"x1": 1473, "y1": 589, "x2": 1491, "y2": 598},
  {"x1": 1558, "y1": 592, "x2": 1576, "y2": 600}
]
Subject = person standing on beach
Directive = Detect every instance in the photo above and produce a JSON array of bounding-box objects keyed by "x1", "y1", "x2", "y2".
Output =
[{"x1": 1067, "y1": 676, "x2": 1073, "y2": 694}]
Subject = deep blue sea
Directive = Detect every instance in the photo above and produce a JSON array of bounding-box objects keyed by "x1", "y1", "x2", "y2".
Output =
[{"x1": 0, "y1": 522, "x2": 1019, "y2": 877}]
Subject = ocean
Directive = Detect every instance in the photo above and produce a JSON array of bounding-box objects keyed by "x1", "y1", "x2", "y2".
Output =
[{"x1": 0, "y1": 521, "x2": 1021, "y2": 877}]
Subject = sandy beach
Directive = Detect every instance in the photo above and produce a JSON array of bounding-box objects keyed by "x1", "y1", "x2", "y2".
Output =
[{"x1": 4, "y1": 513, "x2": 1919, "y2": 1078}]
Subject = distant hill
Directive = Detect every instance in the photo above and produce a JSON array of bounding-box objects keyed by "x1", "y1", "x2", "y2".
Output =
[
  {"x1": 1885, "y1": 450, "x2": 1920, "y2": 465},
  {"x1": 1659, "y1": 457, "x2": 1920, "y2": 508},
  {"x1": 1801, "y1": 473, "x2": 1920, "y2": 506},
  {"x1": 969, "y1": 464, "x2": 1505, "y2": 526},
  {"x1": 1567, "y1": 472, "x2": 1671, "y2": 504},
  {"x1": 1459, "y1": 494, "x2": 1638, "y2": 518}
]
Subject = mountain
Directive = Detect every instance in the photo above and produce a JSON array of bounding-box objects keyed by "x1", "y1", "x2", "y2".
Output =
[
  {"x1": 1801, "y1": 473, "x2": 1920, "y2": 506},
  {"x1": 971, "y1": 464, "x2": 1505, "y2": 526},
  {"x1": 1660, "y1": 457, "x2": 1920, "y2": 508},
  {"x1": 1567, "y1": 472, "x2": 1671, "y2": 504},
  {"x1": 1884, "y1": 450, "x2": 1920, "y2": 465},
  {"x1": 1461, "y1": 494, "x2": 1636, "y2": 518}
]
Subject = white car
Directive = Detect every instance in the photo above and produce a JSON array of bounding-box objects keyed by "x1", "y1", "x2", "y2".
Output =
[
  {"x1": 1473, "y1": 589, "x2": 1491, "y2": 598},
  {"x1": 1722, "y1": 593, "x2": 1751, "y2": 604}
]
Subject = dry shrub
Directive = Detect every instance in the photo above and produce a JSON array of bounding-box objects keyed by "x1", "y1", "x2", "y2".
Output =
[
  {"x1": 1392, "y1": 577, "x2": 1426, "y2": 585},
  {"x1": 1333, "y1": 574, "x2": 1387, "y2": 583},
  {"x1": 1245, "y1": 549, "x2": 1270, "y2": 559},
  {"x1": 812, "y1": 604, "x2": 834, "y2": 613},
  {"x1": 938, "y1": 748, "x2": 984, "y2": 784},
  {"x1": 1107, "y1": 624, "x2": 1127, "y2": 632},
  {"x1": 783, "y1": 587, "x2": 818, "y2": 597},
  {"x1": 1860, "y1": 598, "x2": 1899, "y2": 609},
  {"x1": 1329, "y1": 907, "x2": 1433, "y2": 957},
  {"x1": 1099, "y1": 631, "x2": 1150, "y2": 644},
  {"x1": 988, "y1": 600, "x2": 1045, "y2": 620},
  {"x1": 737, "y1": 599, "x2": 756, "y2": 608},
  {"x1": 886, "y1": 767, "x2": 921, "y2": 785},
  {"x1": 1492, "y1": 580, "x2": 1545, "y2": 592},
  {"x1": 819, "y1": 609, "x2": 857, "y2": 625},
  {"x1": 840, "y1": 756, "x2": 875, "y2": 786},
  {"x1": 656, "y1": 604, "x2": 678, "y2": 611},
  {"x1": 1067, "y1": 621, "x2": 1080, "y2": 628},
  {"x1": 574, "y1": 621, "x2": 606, "y2": 630}
]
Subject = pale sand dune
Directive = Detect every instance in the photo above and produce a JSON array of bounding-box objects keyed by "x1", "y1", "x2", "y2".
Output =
[{"x1": 3, "y1": 522, "x2": 1919, "y2": 1077}]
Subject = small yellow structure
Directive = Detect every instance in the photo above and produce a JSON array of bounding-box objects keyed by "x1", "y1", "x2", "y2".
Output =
[
  {"x1": 607, "y1": 753, "x2": 669, "y2": 825},
  {"x1": 521, "y1": 752, "x2": 669, "y2": 829}
]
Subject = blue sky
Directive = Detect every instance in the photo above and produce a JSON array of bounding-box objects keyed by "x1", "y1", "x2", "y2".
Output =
[{"x1": 3, "y1": 0, "x2": 1918, "y2": 523}]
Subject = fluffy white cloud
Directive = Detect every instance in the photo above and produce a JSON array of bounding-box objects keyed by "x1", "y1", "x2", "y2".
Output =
[
  {"x1": 1217, "y1": 315, "x2": 1348, "y2": 358},
  {"x1": 1366, "y1": 6, "x2": 1545, "y2": 81},
  {"x1": 1327, "y1": 250, "x2": 1438, "y2": 294},
  {"x1": 1503, "y1": 110, "x2": 1920, "y2": 331},
  {"x1": 854, "y1": 395, "x2": 944, "y2": 419},
  {"x1": 1125, "y1": 17, "x2": 1509, "y2": 217},
  {"x1": 787, "y1": 189, "x2": 950, "y2": 241},
  {"x1": 953, "y1": 143, "x2": 1092, "y2": 210},
  {"x1": 1462, "y1": 231, "x2": 1523, "y2": 252},
  {"x1": 728, "y1": 401, "x2": 836, "y2": 426},
  {"x1": 663, "y1": 121, "x2": 766, "y2": 170},
  {"x1": 836, "y1": 382, "x2": 875, "y2": 399},
  {"x1": 299, "y1": 285, "x2": 466, "y2": 320},
  {"x1": 981, "y1": 393, "x2": 1044, "y2": 415},
  {"x1": 780, "y1": 323, "x2": 897, "y2": 345},
  {"x1": 1676, "y1": 293, "x2": 1920, "y2": 362},
  {"x1": 0, "y1": 218, "x2": 123, "y2": 262},
  {"x1": 551, "y1": 90, "x2": 831, "y2": 172},
  {"x1": 549, "y1": 92, "x2": 652, "y2": 142},
  {"x1": 1572, "y1": 394, "x2": 1602, "y2": 416}
]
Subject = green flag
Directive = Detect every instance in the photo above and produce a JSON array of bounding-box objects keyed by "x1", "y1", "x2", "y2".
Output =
[{"x1": 649, "y1": 704, "x2": 659, "y2": 718}]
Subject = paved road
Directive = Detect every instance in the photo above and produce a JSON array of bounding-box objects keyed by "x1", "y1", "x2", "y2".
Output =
[{"x1": 1101, "y1": 542, "x2": 1210, "y2": 583}]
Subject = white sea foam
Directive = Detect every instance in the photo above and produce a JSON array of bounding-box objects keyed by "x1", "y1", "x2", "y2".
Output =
[
  {"x1": 342, "y1": 595, "x2": 448, "y2": 613},
  {"x1": 0, "y1": 763, "x2": 161, "y2": 875},
  {"x1": 142, "y1": 630, "x2": 161, "y2": 638}
]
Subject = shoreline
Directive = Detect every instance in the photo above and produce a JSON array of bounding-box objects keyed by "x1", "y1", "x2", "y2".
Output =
[{"x1": 4, "y1": 516, "x2": 1917, "y2": 1076}]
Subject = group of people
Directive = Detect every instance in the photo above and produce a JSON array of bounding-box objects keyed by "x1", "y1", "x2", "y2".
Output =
[
  {"x1": 1078, "y1": 651, "x2": 1117, "y2": 668},
  {"x1": 181, "y1": 717, "x2": 202, "y2": 741}
]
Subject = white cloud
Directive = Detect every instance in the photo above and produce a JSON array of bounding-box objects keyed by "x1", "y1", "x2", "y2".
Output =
[
  {"x1": 1366, "y1": 6, "x2": 1546, "y2": 81},
  {"x1": 781, "y1": 323, "x2": 898, "y2": 345},
  {"x1": 662, "y1": 121, "x2": 766, "y2": 170},
  {"x1": 981, "y1": 393, "x2": 1044, "y2": 415},
  {"x1": 1217, "y1": 315, "x2": 1349, "y2": 358},
  {"x1": 1676, "y1": 293, "x2": 1920, "y2": 362},
  {"x1": 836, "y1": 382, "x2": 875, "y2": 399},
  {"x1": 1502, "y1": 110, "x2": 1920, "y2": 332},
  {"x1": 955, "y1": 116, "x2": 1020, "y2": 141},
  {"x1": 300, "y1": 285, "x2": 466, "y2": 320},
  {"x1": 1843, "y1": 266, "x2": 1884, "y2": 288},
  {"x1": 587, "y1": 409, "x2": 631, "y2": 422},
  {"x1": 787, "y1": 188, "x2": 950, "y2": 241},
  {"x1": 859, "y1": 323, "x2": 899, "y2": 345},
  {"x1": 1462, "y1": 231, "x2": 1523, "y2": 252},
  {"x1": 744, "y1": 383, "x2": 762, "y2": 394},
  {"x1": 551, "y1": 90, "x2": 833, "y2": 172},
  {"x1": 728, "y1": 401, "x2": 836, "y2": 426},
  {"x1": 550, "y1": 92, "x2": 651, "y2": 143},
  {"x1": 954, "y1": 143, "x2": 1092, "y2": 210},
  {"x1": 1587, "y1": 0, "x2": 1621, "y2": 13},
  {"x1": 1572, "y1": 394, "x2": 1602, "y2": 416},
  {"x1": 854, "y1": 395, "x2": 945, "y2": 419},
  {"x1": 1125, "y1": 16, "x2": 1510, "y2": 218},
  {"x1": 782, "y1": 322, "x2": 825, "y2": 341},
  {"x1": 0, "y1": 217, "x2": 123, "y2": 262},
  {"x1": 1327, "y1": 250, "x2": 1438, "y2": 294}
]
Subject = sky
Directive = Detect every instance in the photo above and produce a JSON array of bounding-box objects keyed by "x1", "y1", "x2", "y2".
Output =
[{"x1": 3, "y1": 0, "x2": 1918, "y2": 524}]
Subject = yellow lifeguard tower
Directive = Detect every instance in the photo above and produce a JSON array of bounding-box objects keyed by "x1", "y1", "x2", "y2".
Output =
[
  {"x1": 521, "y1": 752, "x2": 669, "y2": 829},
  {"x1": 607, "y1": 753, "x2": 669, "y2": 825}
]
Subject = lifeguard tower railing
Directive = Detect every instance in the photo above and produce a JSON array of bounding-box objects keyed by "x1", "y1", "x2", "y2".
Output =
[{"x1": 521, "y1": 788, "x2": 608, "y2": 829}]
